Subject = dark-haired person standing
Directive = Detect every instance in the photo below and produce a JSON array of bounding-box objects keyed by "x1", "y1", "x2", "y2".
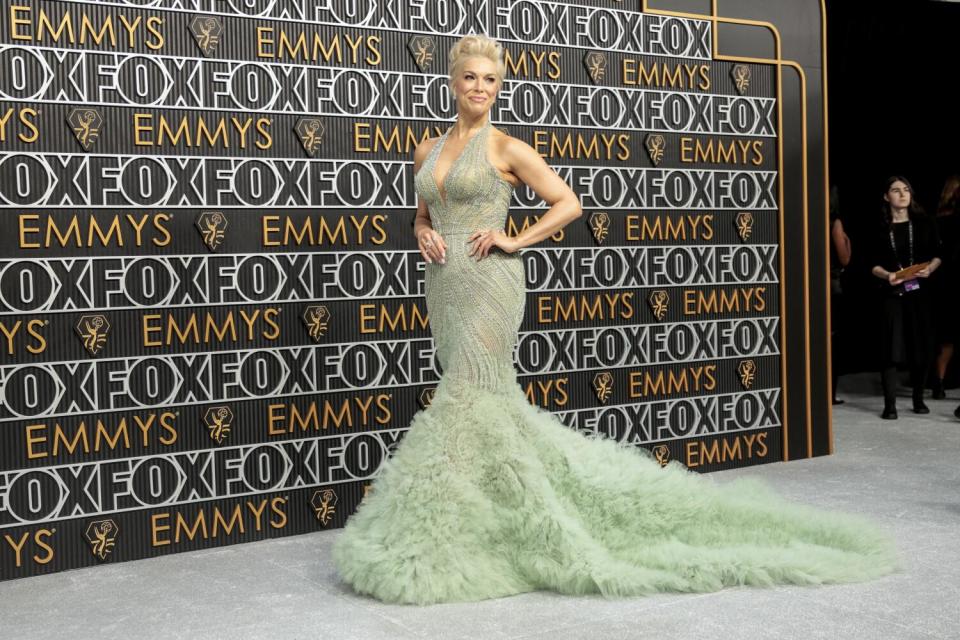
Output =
[{"x1": 868, "y1": 176, "x2": 941, "y2": 419}]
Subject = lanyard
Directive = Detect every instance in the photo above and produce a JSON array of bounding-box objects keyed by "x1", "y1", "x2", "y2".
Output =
[{"x1": 888, "y1": 221, "x2": 913, "y2": 269}]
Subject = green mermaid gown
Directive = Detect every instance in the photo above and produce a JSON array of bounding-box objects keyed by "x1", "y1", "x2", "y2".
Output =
[{"x1": 330, "y1": 119, "x2": 898, "y2": 605}]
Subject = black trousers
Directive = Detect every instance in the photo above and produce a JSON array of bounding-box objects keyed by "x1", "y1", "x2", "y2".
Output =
[{"x1": 881, "y1": 364, "x2": 929, "y2": 408}]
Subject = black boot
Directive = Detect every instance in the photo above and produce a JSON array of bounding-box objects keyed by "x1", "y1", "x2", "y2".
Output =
[
  {"x1": 932, "y1": 377, "x2": 946, "y2": 400},
  {"x1": 954, "y1": 404, "x2": 960, "y2": 419},
  {"x1": 881, "y1": 366, "x2": 899, "y2": 419},
  {"x1": 913, "y1": 388, "x2": 930, "y2": 414}
]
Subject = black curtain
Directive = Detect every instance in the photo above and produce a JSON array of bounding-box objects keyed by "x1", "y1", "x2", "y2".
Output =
[{"x1": 826, "y1": 0, "x2": 960, "y2": 375}]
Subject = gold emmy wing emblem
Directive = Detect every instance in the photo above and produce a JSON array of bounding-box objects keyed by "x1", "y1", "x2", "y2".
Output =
[
  {"x1": 731, "y1": 64, "x2": 752, "y2": 95},
  {"x1": 67, "y1": 108, "x2": 104, "y2": 151},
  {"x1": 647, "y1": 290, "x2": 669, "y2": 321},
  {"x1": 652, "y1": 445, "x2": 670, "y2": 468},
  {"x1": 302, "y1": 305, "x2": 331, "y2": 341},
  {"x1": 738, "y1": 359, "x2": 757, "y2": 389},
  {"x1": 418, "y1": 387, "x2": 436, "y2": 409},
  {"x1": 294, "y1": 118, "x2": 325, "y2": 157},
  {"x1": 735, "y1": 212, "x2": 754, "y2": 242},
  {"x1": 310, "y1": 489, "x2": 338, "y2": 526},
  {"x1": 74, "y1": 314, "x2": 110, "y2": 355},
  {"x1": 644, "y1": 134, "x2": 666, "y2": 166},
  {"x1": 592, "y1": 372, "x2": 614, "y2": 403},
  {"x1": 189, "y1": 15, "x2": 223, "y2": 57},
  {"x1": 406, "y1": 35, "x2": 437, "y2": 71},
  {"x1": 203, "y1": 406, "x2": 234, "y2": 444},
  {"x1": 583, "y1": 51, "x2": 607, "y2": 84},
  {"x1": 589, "y1": 212, "x2": 610, "y2": 245},
  {"x1": 85, "y1": 519, "x2": 119, "y2": 560},
  {"x1": 195, "y1": 211, "x2": 228, "y2": 251}
]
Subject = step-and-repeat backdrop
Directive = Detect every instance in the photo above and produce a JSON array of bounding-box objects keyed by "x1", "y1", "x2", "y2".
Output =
[{"x1": 0, "y1": 0, "x2": 828, "y2": 579}]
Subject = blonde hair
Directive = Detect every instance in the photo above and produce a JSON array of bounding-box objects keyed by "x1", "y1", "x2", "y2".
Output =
[{"x1": 447, "y1": 34, "x2": 506, "y2": 94}]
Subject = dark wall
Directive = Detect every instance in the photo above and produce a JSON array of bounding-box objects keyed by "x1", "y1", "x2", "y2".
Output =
[{"x1": 827, "y1": 0, "x2": 960, "y2": 374}]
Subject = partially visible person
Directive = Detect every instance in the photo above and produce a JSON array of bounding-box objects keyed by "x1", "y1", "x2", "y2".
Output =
[
  {"x1": 830, "y1": 185, "x2": 852, "y2": 405},
  {"x1": 932, "y1": 174, "x2": 960, "y2": 400},
  {"x1": 867, "y1": 176, "x2": 941, "y2": 419}
]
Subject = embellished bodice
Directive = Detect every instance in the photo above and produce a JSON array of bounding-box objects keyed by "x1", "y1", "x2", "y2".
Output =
[{"x1": 413, "y1": 120, "x2": 515, "y2": 237}]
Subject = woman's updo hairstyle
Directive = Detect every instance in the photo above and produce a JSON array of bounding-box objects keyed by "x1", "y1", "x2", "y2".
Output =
[{"x1": 447, "y1": 34, "x2": 506, "y2": 95}]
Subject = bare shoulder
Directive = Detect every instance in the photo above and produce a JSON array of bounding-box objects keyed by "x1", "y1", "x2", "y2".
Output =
[
  {"x1": 488, "y1": 126, "x2": 531, "y2": 187},
  {"x1": 490, "y1": 126, "x2": 539, "y2": 164}
]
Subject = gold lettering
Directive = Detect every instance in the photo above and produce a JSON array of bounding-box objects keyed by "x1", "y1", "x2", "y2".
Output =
[
  {"x1": 680, "y1": 137, "x2": 765, "y2": 165},
  {"x1": 9, "y1": 6, "x2": 31, "y2": 40},
  {"x1": 532, "y1": 130, "x2": 630, "y2": 161},
  {"x1": 25, "y1": 424, "x2": 46, "y2": 460},
  {"x1": 523, "y1": 377, "x2": 569, "y2": 407},
  {"x1": 151, "y1": 513, "x2": 171, "y2": 546},
  {"x1": 267, "y1": 395, "x2": 391, "y2": 435},
  {"x1": 623, "y1": 60, "x2": 712, "y2": 91},
  {"x1": 686, "y1": 432, "x2": 770, "y2": 468},
  {"x1": 625, "y1": 214, "x2": 715, "y2": 241},
  {"x1": 34, "y1": 529, "x2": 54, "y2": 565},
  {"x1": 270, "y1": 497, "x2": 288, "y2": 529},
  {"x1": 358, "y1": 302, "x2": 429, "y2": 334},
  {"x1": 3, "y1": 532, "x2": 30, "y2": 567},
  {"x1": 628, "y1": 366, "x2": 717, "y2": 398},
  {"x1": 535, "y1": 292, "x2": 635, "y2": 324},
  {"x1": 261, "y1": 214, "x2": 387, "y2": 247},
  {"x1": 682, "y1": 287, "x2": 767, "y2": 316},
  {"x1": 212, "y1": 504, "x2": 245, "y2": 537}
]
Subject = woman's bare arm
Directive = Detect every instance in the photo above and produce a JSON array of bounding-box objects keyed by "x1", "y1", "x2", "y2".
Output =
[
  {"x1": 503, "y1": 137, "x2": 582, "y2": 249},
  {"x1": 831, "y1": 218, "x2": 851, "y2": 267}
]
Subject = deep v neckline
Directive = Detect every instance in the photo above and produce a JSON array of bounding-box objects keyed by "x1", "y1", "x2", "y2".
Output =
[{"x1": 431, "y1": 121, "x2": 488, "y2": 206}]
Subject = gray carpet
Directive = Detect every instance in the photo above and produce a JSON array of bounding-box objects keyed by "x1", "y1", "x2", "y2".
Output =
[{"x1": 2, "y1": 374, "x2": 958, "y2": 639}]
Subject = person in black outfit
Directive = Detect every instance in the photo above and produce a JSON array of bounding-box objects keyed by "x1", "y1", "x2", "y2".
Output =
[
  {"x1": 830, "y1": 186, "x2": 852, "y2": 404},
  {"x1": 931, "y1": 175, "x2": 960, "y2": 404},
  {"x1": 868, "y1": 176, "x2": 941, "y2": 419}
]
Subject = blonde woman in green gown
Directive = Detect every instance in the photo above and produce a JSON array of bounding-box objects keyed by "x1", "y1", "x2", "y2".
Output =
[{"x1": 331, "y1": 34, "x2": 898, "y2": 605}]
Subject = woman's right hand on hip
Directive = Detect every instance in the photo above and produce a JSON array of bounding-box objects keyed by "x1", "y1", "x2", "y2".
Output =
[{"x1": 417, "y1": 229, "x2": 446, "y2": 265}]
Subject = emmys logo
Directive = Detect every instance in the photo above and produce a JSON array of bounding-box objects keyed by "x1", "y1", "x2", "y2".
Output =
[
  {"x1": 583, "y1": 51, "x2": 607, "y2": 84},
  {"x1": 589, "y1": 212, "x2": 611, "y2": 244},
  {"x1": 652, "y1": 445, "x2": 670, "y2": 467},
  {"x1": 418, "y1": 387, "x2": 436, "y2": 409},
  {"x1": 592, "y1": 371, "x2": 614, "y2": 403},
  {"x1": 738, "y1": 359, "x2": 757, "y2": 389},
  {"x1": 190, "y1": 15, "x2": 223, "y2": 56},
  {"x1": 645, "y1": 134, "x2": 666, "y2": 166},
  {"x1": 731, "y1": 64, "x2": 751, "y2": 95},
  {"x1": 203, "y1": 406, "x2": 234, "y2": 444},
  {"x1": 407, "y1": 35, "x2": 437, "y2": 71},
  {"x1": 294, "y1": 118, "x2": 325, "y2": 157},
  {"x1": 85, "y1": 519, "x2": 118, "y2": 560},
  {"x1": 310, "y1": 489, "x2": 338, "y2": 526},
  {"x1": 735, "y1": 212, "x2": 754, "y2": 242},
  {"x1": 196, "y1": 211, "x2": 228, "y2": 251},
  {"x1": 74, "y1": 314, "x2": 110, "y2": 355},
  {"x1": 647, "y1": 290, "x2": 669, "y2": 321},
  {"x1": 67, "y1": 108, "x2": 103, "y2": 151},
  {"x1": 302, "y1": 305, "x2": 331, "y2": 341}
]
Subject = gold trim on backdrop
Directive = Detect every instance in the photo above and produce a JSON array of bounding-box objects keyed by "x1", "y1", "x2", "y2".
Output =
[
  {"x1": 641, "y1": 0, "x2": 828, "y2": 460},
  {"x1": 819, "y1": 0, "x2": 834, "y2": 455}
]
